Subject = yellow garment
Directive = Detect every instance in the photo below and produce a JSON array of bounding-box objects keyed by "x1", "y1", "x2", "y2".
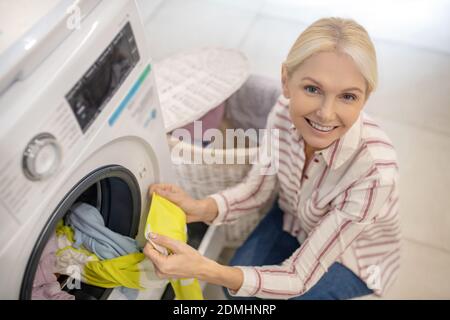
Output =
[
  {"x1": 145, "y1": 193, "x2": 204, "y2": 300},
  {"x1": 84, "y1": 253, "x2": 144, "y2": 289},
  {"x1": 55, "y1": 221, "x2": 166, "y2": 291},
  {"x1": 56, "y1": 220, "x2": 75, "y2": 242},
  {"x1": 55, "y1": 221, "x2": 99, "y2": 262}
]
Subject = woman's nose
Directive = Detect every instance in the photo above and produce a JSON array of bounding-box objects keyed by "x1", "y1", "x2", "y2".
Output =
[{"x1": 316, "y1": 97, "x2": 335, "y2": 123}]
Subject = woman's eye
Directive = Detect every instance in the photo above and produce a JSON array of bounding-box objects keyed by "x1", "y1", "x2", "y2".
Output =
[
  {"x1": 342, "y1": 94, "x2": 357, "y2": 101},
  {"x1": 304, "y1": 85, "x2": 319, "y2": 94}
]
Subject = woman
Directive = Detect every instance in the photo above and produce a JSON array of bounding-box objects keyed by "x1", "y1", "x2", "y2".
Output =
[{"x1": 144, "y1": 17, "x2": 400, "y2": 300}]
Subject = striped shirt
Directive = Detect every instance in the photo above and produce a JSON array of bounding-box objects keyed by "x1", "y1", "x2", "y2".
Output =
[{"x1": 209, "y1": 94, "x2": 401, "y2": 299}]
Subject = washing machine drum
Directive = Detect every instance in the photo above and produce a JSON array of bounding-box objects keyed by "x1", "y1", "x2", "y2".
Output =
[{"x1": 20, "y1": 165, "x2": 141, "y2": 300}]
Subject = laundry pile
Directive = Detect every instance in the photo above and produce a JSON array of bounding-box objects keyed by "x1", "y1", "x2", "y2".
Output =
[{"x1": 32, "y1": 195, "x2": 203, "y2": 300}]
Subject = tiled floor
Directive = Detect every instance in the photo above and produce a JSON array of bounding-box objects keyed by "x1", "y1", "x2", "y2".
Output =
[{"x1": 136, "y1": 0, "x2": 450, "y2": 299}]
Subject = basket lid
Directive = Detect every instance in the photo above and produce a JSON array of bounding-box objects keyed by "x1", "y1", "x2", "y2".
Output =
[{"x1": 154, "y1": 47, "x2": 250, "y2": 132}]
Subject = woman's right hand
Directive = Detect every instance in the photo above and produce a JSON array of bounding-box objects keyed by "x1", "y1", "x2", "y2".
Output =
[{"x1": 149, "y1": 183, "x2": 218, "y2": 224}]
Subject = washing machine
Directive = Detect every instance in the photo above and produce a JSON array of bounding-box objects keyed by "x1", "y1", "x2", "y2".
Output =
[{"x1": 0, "y1": 0, "x2": 224, "y2": 300}]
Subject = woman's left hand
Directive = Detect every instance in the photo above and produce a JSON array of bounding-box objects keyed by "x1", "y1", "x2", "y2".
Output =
[{"x1": 143, "y1": 232, "x2": 211, "y2": 280}]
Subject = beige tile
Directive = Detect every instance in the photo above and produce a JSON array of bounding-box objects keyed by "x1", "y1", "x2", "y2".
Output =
[
  {"x1": 366, "y1": 42, "x2": 450, "y2": 136},
  {"x1": 260, "y1": 0, "x2": 450, "y2": 54},
  {"x1": 239, "y1": 16, "x2": 308, "y2": 78},
  {"x1": 207, "y1": 0, "x2": 267, "y2": 13},
  {"x1": 135, "y1": 0, "x2": 164, "y2": 24},
  {"x1": 144, "y1": 0, "x2": 259, "y2": 61},
  {"x1": 359, "y1": 239, "x2": 450, "y2": 299},
  {"x1": 370, "y1": 114, "x2": 450, "y2": 252}
]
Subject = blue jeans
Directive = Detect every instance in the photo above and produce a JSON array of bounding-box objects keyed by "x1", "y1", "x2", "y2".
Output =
[{"x1": 223, "y1": 201, "x2": 373, "y2": 300}]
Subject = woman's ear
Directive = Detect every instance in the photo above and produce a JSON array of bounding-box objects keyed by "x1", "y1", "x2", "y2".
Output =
[{"x1": 281, "y1": 64, "x2": 290, "y2": 99}]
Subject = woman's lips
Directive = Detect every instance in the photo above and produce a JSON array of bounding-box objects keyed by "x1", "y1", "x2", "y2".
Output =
[{"x1": 305, "y1": 118, "x2": 339, "y2": 133}]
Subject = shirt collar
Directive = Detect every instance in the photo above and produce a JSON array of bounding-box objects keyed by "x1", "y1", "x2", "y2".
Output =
[{"x1": 319, "y1": 114, "x2": 362, "y2": 170}]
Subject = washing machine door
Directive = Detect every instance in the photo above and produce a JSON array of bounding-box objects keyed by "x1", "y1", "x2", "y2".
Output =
[{"x1": 20, "y1": 165, "x2": 142, "y2": 300}]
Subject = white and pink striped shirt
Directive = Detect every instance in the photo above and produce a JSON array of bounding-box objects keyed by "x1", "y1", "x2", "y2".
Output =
[{"x1": 209, "y1": 95, "x2": 401, "y2": 299}]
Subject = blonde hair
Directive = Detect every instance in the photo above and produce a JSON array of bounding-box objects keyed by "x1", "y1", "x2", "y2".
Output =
[{"x1": 284, "y1": 17, "x2": 378, "y2": 95}]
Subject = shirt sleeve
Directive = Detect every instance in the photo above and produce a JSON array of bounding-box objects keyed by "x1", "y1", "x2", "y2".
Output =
[
  {"x1": 207, "y1": 106, "x2": 279, "y2": 226},
  {"x1": 228, "y1": 174, "x2": 393, "y2": 299}
]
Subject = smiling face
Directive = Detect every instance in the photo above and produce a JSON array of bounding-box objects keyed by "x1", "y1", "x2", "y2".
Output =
[{"x1": 282, "y1": 51, "x2": 367, "y2": 153}]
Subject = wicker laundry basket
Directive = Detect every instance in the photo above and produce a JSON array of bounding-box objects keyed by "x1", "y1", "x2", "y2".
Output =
[
  {"x1": 167, "y1": 75, "x2": 281, "y2": 248},
  {"x1": 167, "y1": 128, "x2": 268, "y2": 248}
]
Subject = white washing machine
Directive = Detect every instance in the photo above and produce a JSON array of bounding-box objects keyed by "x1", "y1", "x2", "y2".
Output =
[{"x1": 0, "y1": 0, "x2": 224, "y2": 300}]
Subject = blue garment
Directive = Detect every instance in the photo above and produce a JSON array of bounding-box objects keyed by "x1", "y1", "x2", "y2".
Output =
[
  {"x1": 224, "y1": 201, "x2": 373, "y2": 300},
  {"x1": 67, "y1": 202, "x2": 139, "y2": 260}
]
